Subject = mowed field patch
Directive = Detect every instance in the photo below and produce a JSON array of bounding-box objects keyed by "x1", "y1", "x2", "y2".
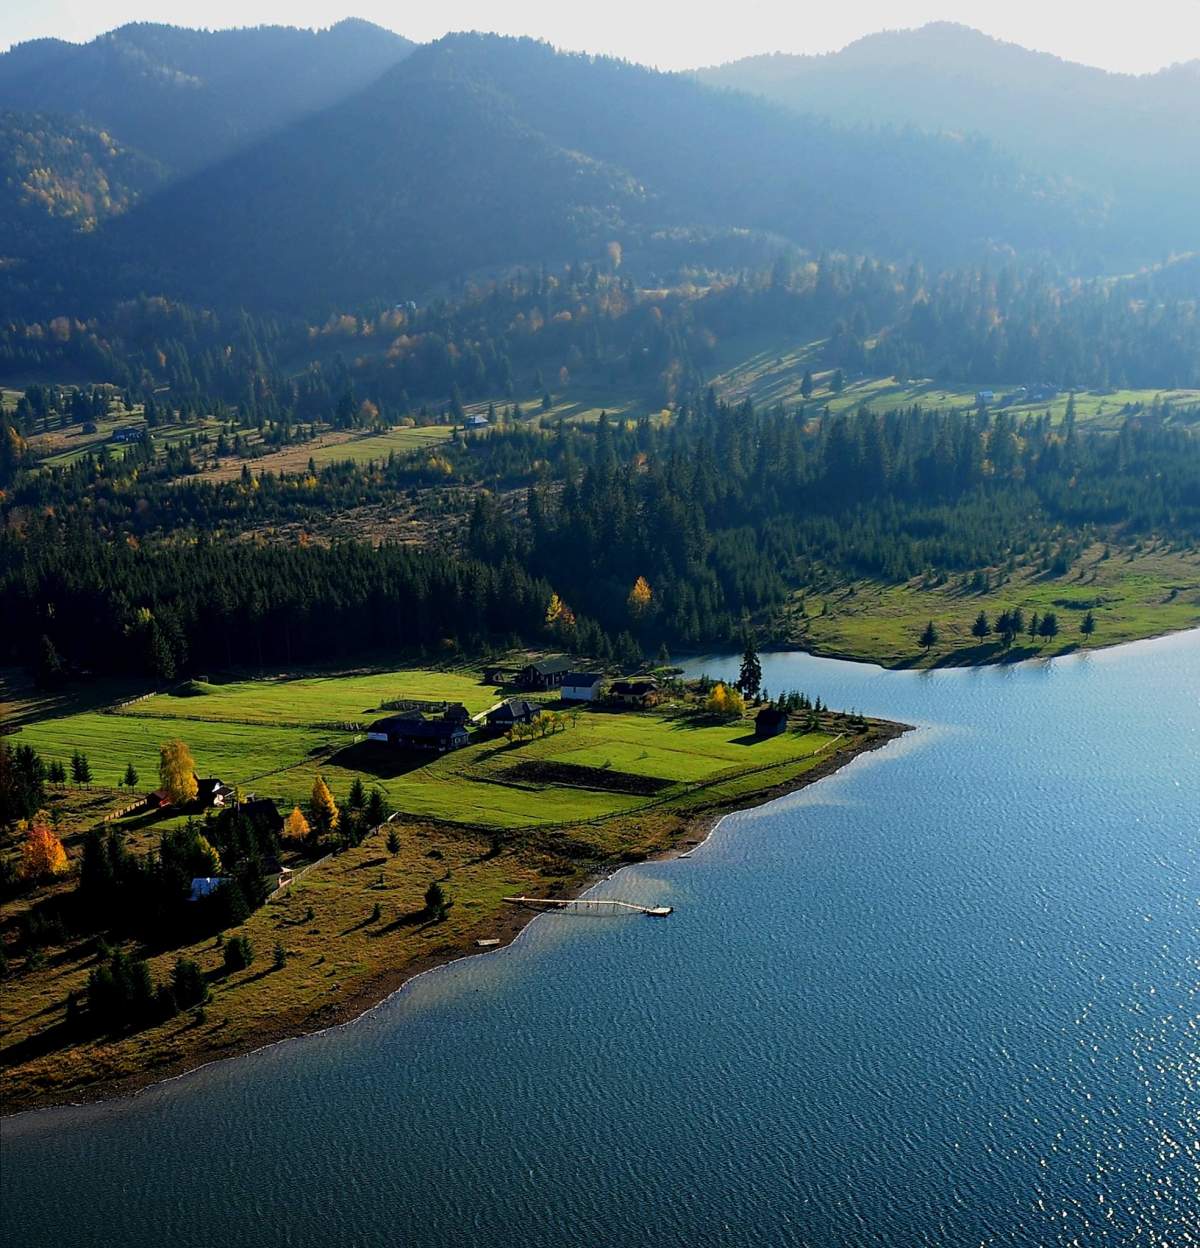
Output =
[
  {"x1": 273, "y1": 708, "x2": 839, "y2": 829},
  {"x1": 199, "y1": 424, "x2": 453, "y2": 480}
]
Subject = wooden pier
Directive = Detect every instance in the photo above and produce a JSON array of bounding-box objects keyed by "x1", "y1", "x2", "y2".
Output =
[{"x1": 502, "y1": 895, "x2": 673, "y2": 917}]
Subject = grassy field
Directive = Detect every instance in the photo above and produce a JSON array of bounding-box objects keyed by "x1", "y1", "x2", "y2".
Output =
[
  {"x1": 792, "y1": 543, "x2": 1200, "y2": 667},
  {"x1": 0, "y1": 661, "x2": 883, "y2": 1110},
  {"x1": 127, "y1": 667, "x2": 500, "y2": 722},
  {"x1": 706, "y1": 335, "x2": 1200, "y2": 426},
  {"x1": 12, "y1": 666, "x2": 841, "y2": 830}
]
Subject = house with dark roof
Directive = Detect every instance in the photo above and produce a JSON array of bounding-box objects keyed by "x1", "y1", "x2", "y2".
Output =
[
  {"x1": 609, "y1": 677, "x2": 660, "y2": 708},
  {"x1": 561, "y1": 672, "x2": 604, "y2": 702},
  {"x1": 516, "y1": 656, "x2": 572, "y2": 690},
  {"x1": 755, "y1": 707, "x2": 790, "y2": 738},
  {"x1": 196, "y1": 777, "x2": 234, "y2": 808},
  {"x1": 484, "y1": 699, "x2": 543, "y2": 730},
  {"x1": 368, "y1": 713, "x2": 469, "y2": 752}
]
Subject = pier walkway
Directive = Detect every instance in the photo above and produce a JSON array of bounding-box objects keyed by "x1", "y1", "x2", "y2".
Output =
[{"x1": 502, "y1": 895, "x2": 673, "y2": 917}]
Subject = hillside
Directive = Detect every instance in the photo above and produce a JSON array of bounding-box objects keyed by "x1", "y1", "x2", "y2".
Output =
[
  {"x1": 41, "y1": 33, "x2": 1115, "y2": 315},
  {"x1": 0, "y1": 19, "x2": 415, "y2": 177},
  {"x1": 696, "y1": 23, "x2": 1200, "y2": 258},
  {"x1": 0, "y1": 111, "x2": 164, "y2": 253}
]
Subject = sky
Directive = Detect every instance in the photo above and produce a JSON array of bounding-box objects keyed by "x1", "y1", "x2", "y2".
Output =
[{"x1": 2, "y1": 0, "x2": 1198, "y2": 72}]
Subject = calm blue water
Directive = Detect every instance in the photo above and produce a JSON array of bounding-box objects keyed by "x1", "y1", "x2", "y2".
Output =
[{"x1": 3, "y1": 634, "x2": 1198, "y2": 1246}]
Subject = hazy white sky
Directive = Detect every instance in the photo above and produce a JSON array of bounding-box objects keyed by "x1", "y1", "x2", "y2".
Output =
[{"x1": 2, "y1": 0, "x2": 1198, "y2": 72}]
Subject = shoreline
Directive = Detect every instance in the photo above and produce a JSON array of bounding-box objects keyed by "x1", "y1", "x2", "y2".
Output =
[
  {"x1": 0, "y1": 721, "x2": 909, "y2": 1120},
  {"x1": 788, "y1": 619, "x2": 1200, "y2": 671}
]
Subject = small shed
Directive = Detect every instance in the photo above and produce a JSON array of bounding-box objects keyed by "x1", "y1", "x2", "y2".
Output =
[{"x1": 755, "y1": 707, "x2": 790, "y2": 738}]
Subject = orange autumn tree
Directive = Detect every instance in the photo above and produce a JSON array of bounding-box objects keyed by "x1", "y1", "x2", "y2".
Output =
[
  {"x1": 284, "y1": 805, "x2": 311, "y2": 842},
  {"x1": 21, "y1": 822, "x2": 68, "y2": 881},
  {"x1": 628, "y1": 576, "x2": 653, "y2": 617},
  {"x1": 310, "y1": 776, "x2": 339, "y2": 839}
]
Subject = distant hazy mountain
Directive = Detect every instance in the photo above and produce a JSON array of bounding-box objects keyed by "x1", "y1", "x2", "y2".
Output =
[
  {"x1": 59, "y1": 33, "x2": 1112, "y2": 313},
  {"x1": 696, "y1": 22, "x2": 1200, "y2": 256},
  {"x1": 0, "y1": 19, "x2": 415, "y2": 176}
]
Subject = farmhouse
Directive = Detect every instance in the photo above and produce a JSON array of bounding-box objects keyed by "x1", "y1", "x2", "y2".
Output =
[
  {"x1": 464, "y1": 413, "x2": 489, "y2": 429},
  {"x1": 516, "y1": 656, "x2": 572, "y2": 690},
  {"x1": 145, "y1": 789, "x2": 172, "y2": 811},
  {"x1": 368, "y1": 712, "x2": 469, "y2": 752},
  {"x1": 111, "y1": 426, "x2": 145, "y2": 443},
  {"x1": 755, "y1": 707, "x2": 790, "y2": 738},
  {"x1": 485, "y1": 699, "x2": 542, "y2": 730},
  {"x1": 609, "y1": 678, "x2": 660, "y2": 708},
  {"x1": 560, "y1": 672, "x2": 603, "y2": 702},
  {"x1": 196, "y1": 777, "x2": 234, "y2": 808},
  {"x1": 237, "y1": 797, "x2": 285, "y2": 837}
]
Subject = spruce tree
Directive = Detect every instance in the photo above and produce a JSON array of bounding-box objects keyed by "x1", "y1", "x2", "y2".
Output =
[{"x1": 737, "y1": 639, "x2": 763, "y2": 699}]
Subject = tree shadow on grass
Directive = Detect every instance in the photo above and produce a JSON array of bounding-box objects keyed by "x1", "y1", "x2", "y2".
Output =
[
  {"x1": 0, "y1": 1018, "x2": 75, "y2": 1068},
  {"x1": 372, "y1": 908, "x2": 446, "y2": 937}
]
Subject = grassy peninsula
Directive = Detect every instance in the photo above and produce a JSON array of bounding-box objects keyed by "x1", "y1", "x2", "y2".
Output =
[{"x1": 0, "y1": 661, "x2": 904, "y2": 1113}]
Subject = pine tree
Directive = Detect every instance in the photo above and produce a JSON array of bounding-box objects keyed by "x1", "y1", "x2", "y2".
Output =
[
  {"x1": 72, "y1": 751, "x2": 92, "y2": 785},
  {"x1": 737, "y1": 639, "x2": 762, "y2": 699},
  {"x1": 424, "y1": 880, "x2": 448, "y2": 922},
  {"x1": 122, "y1": 762, "x2": 139, "y2": 790},
  {"x1": 970, "y1": 611, "x2": 990, "y2": 640},
  {"x1": 365, "y1": 788, "x2": 388, "y2": 828},
  {"x1": 1080, "y1": 610, "x2": 1096, "y2": 641},
  {"x1": 919, "y1": 620, "x2": 939, "y2": 650}
]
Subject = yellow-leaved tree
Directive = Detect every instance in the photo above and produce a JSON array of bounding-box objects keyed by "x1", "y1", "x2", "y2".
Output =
[
  {"x1": 310, "y1": 776, "x2": 339, "y2": 839},
  {"x1": 705, "y1": 682, "x2": 746, "y2": 719},
  {"x1": 284, "y1": 805, "x2": 311, "y2": 842},
  {"x1": 21, "y1": 822, "x2": 68, "y2": 881},
  {"x1": 545, "y1": 592, "x2": 576, "y2": 637},
  {"x1": 159, "y1": 739, "x2": 198, "y2": 804},
  {"x1": 627, "y1": 576, "x2": 653, "y2": 616}
]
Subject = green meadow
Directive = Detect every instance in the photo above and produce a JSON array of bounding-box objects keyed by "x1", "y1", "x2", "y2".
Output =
[
  {"x1": 706, "y1": 335, "x2": 1200, "y2": 425},
  {"x1": 794, "y1": 543, "x2": 1200, "y2": 667},
  {"x1": 14, "y1": 667, "x2": 841, "y2": 829}
]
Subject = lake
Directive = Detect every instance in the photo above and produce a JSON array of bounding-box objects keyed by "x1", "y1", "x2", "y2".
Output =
[{"x1": 3, "y1": 633, "x2": 1198, "y2": 1246}]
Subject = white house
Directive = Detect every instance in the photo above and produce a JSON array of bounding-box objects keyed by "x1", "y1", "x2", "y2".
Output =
[{"x1": 561, "y1": 671, "x2": 604, "y2": 702}]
